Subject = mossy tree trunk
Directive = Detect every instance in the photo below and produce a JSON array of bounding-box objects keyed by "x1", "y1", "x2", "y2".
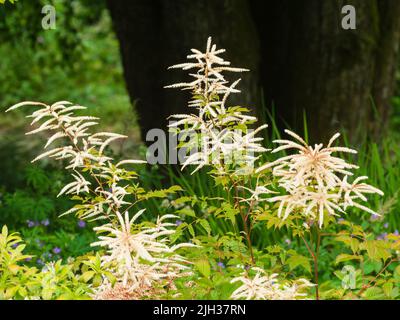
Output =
[
  {"x1": 106, "y1": 0, "x2": 260, "y2": 141},
  {"x1": 250, "y1": 0, "x2": 400, "y2": 143}
]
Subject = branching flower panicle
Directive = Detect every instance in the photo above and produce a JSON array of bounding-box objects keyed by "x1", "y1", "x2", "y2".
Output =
[
  {"x1": 6, "y1": 100, "x2": 194, "y2": 298},
  {"x1": 257, "y1": 130, "x2": 384, "y2": 227},
  {"x1": 92, "y1": 210, "x2": 194, "y2": 292},
  {"x1": 230, "y1": 267, "x2": 314, "y2": 300},
  {"x1": 166, "y1": 37, "x2": 269, "y2": 175}
]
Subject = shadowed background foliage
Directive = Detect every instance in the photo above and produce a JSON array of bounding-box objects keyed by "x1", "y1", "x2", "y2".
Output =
[
  {"x1": 0, "y1": 0, "x2": 399, "y2": 264},
  {"x1": 1, "y1": 0, "x2": 400, "y2": 142},
  {"x1": 106, "y1": 0, "x2": 400, "y2": 143}
]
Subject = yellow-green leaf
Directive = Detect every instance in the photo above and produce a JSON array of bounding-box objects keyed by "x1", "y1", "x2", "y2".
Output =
[{"x1": 195, "y1": 259, "x2": 210, "y2": 278}]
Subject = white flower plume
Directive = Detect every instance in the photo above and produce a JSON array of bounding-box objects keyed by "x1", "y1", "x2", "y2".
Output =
[
  {"x1": 6, "y1": 101, "x2": 147, "y2": 220},
  {"x1": 257, "y1": 130, "x2": 383, "y2": 228},
  {"x1": 166, "y1": 37, "x2": 268, "y2": 175},
  {"x1": 91, "y1": 210, "x2": 195, "y2": 289},
  {"x1": 7, "y1": 100, "x2": 196, "y2": 298},
  {"x1": 230, "y1": 267, "x2": 314, "y2": 300}
]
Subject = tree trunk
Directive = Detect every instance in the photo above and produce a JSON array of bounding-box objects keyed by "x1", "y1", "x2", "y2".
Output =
[
  {"x1": 106, "y1": 0, "x2": 260, "y2": 142},
  {"x1": 372, "y1": 0, "x2": 400, "y2": 137},
  {"x1": 107, "y1": 0, "x2": 400, "y2": 144},
  {"x1": 250, "y1": 0, "x2": 400, "y2": 143}
]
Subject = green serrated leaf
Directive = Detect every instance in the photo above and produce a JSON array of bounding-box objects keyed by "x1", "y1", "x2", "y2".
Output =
[
  {"x1": 198, "y1": 219, "x2": 211, "y2": 235},
  {"x1": 195, "y1": 259, "x2": 210, "y2": 278},
  {"x1": 335, "y1": 254, "x2": 361, "y2": 264},
  {"x1": 286, "y1": 254, "x2": 311, "y2": 273}
]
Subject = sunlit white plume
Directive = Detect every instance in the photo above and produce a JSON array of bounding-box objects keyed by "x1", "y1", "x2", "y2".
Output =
[
  {"x1": 257, "y1": 130, "x2": 384, "y2": 228},
  {"x1": 166, "y1": 37, "x2": 269, "y2": 175},
  {"x1": 230, "y1": 267, "x2": 314, "y2": 300},
  {"x1": 91, "y1": 209, "x2": 195, "y2": 291},
  {"x1": 6, "y1": 100, "x2": 195, "y2": 298}
]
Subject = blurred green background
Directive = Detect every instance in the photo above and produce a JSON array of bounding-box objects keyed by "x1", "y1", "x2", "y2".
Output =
[
  {"x1": 0, "y1": 0, "x2": 399, "y2": 268},
  {"x1": 0, "y1": 0, "x2": 141, "y2": 265}
]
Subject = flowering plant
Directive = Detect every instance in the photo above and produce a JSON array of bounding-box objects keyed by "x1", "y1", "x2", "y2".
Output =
[
  {"x1": 5, "y1": 100, "x2": 194, "y2": 299},
  {"x1": 2, "y1": 36, "x2": 398, "y2": 300},
  {"x1": 164, "y1": 37, "x2": 392, "y2": 300}
]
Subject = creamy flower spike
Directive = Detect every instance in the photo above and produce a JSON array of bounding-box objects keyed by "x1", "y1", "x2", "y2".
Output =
[
  {"x1": 6, "y1": 101, "x2": 144, "y2": 220},
  {"x1": 257, "y1": 130, "x2": 358, "y2": 188},
  {"x1": 166, "y1": 37, "x2": 269, "y2": 174},
  {"x1": 257, "y1": 130, "x2": 384, "y2": 228},
  {"x1": 91, "y1": 210, "x2": 194, "y2": 289},
  {"x1": 230, "y1": 267, "x2": 314, "y2": 300},
  {"x1": 6, "y1": 100, "x2": 194, "y2": 298}
]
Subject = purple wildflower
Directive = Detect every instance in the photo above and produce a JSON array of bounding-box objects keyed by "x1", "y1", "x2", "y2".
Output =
[
  {"x1": 175, "y1": 220, "x2": 183, "y2": 226},
  {"x1": 52, "y1": 247, "x2": 61, "y2": 254},
  {"x1": 27, "y1": 220, "x2": 35, "y2": 228},
  {"x1": 394, "y1": 230, "x2": 399, "y2": 236},
  {"x1": 77, "y1": 220, "x2": 86, "y2": 228},
  {"x1": 370, "y1": 215, "x2": 380, "y2": 222},
  {"x1": 377, "y1": 233, "x2": 388, "y2": 240},
  {"x1": 41, "y1": 219, "x2": 50, "y2": 226},
  {"x1": 384, "y1": 223, "x2": 389, "y2": 229},
  {"x1": 37, "y1": 258, "x2": 44, "y2": 266},
  {"x1": 25, "y1": 257, "x2": 32, "y2": 262},
  {"x1": 217, "y1": 261, "x2": 225, "y2": 269}
]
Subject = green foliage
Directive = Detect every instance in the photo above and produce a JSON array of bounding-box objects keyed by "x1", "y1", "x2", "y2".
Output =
[
  {"x1": 0, "y1": 0, "x2": 133, "y2": 134},
  {"x1": 0, "y1": 225, "x2": 92, "y2": 300},
  {"x1": 0, "y1": 13, "x2": 399, "y2": 300},
  {"x1": 0, "y1": 0, "x2": 17, "y2": 5}
]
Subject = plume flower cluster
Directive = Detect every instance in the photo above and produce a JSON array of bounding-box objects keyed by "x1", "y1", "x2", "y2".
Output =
[
  {"x1": 91, "y1": 209, "x2": 194, "y2": 293},
  {"x1": 166, "y1": 37, "x2": 268, "y2": 174},
  {"x1": 6, "y1": 101, "x2": 146, "y2": 220},
  {"x1": 230, "y1": 268, "x2": 314, "y2": 300},
  {"x1": 6, "y1": 37, "x2": 390, "y2": 301},
  {"x1": 6, "y1": 101, "x2": 194, "y2": 299},
  {"x1": 257, "y1": 130, "x2": 384, "y2": 228},
  {"x1": 92, "y1": 278, "x2": 165, "y2": 300}
]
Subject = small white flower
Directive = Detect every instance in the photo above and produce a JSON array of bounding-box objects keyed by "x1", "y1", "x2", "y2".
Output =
[{"x1": 57, "y1": 171, "x2": 91, "y2": 197}]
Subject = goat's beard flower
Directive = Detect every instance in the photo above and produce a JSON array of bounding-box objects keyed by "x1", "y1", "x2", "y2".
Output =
[
  {"x1": 91, "y1": 209, "x2": 194, "y2": 292},
  {"x1": 92, "y1": 276, "x2": 171, "y2": 300},
  {"x1": 166, "y1": 37, "x2": 269, "y2": 175},
  {"x1": 257, "y1": 130, "x2": 384, "y2": 228},
  {"x1": 6, "y1": 101, "x2": 195, "y2": 299},
  {"x1": 230, "y1": 267, "x2": 314, "y2": 300}
]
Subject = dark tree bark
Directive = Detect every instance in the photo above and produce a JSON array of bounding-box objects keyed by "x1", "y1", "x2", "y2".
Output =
[
  {"x1": 106, "y1": 0, "x2": 260, "y2": 142},
  {"x1": 372, "y1": 0, "x2": 400, "y2": 137},
  {"x1": 250, "y1": 0, "x2": 400, "y2": 143},
  {"x1": 107, "y1": 0, "x2": 400, "y2": 144}
]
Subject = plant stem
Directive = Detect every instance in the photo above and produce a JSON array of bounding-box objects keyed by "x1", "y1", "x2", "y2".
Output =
[
  {"x1": 230, "y1": 177, "x2": 255, "y2": 264},
  {"x1": 314, "y1": 227, "x2": 321, "y2": 300},
  {"x1": 300, "y1": 230, "x2": 320, "y2": 300},
  {"x1": 240, "y1": 209, "x2": 255, "y2": 264},
  {"x1": 358, "y1": 258, "x2": 399, "y2": 296}
]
